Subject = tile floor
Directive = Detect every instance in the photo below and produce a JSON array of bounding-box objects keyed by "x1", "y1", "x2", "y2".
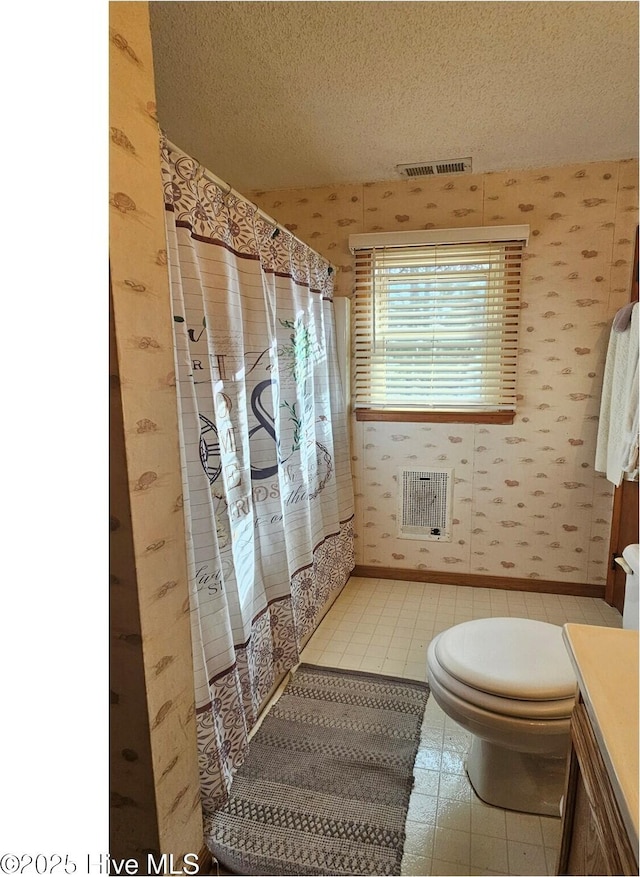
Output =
[{"x1": 286, "y1": 576, "x2": 622, "y2": 876}]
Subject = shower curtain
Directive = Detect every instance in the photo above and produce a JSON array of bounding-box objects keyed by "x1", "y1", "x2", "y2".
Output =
[{"x1": 160, "y1": 139, "x2": 355, "y2": 819}]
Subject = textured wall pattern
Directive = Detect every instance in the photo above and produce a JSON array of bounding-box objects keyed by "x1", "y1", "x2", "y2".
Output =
[
  {"x1": 253, "y1": 159, "x2": 638, "y2": 586},
  {"x1": 109, "y1": 2, "x2": 203, "y2": 864}
]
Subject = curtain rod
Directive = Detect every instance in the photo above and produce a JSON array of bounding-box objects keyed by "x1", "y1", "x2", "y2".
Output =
[{"x1": 163, "y1": 136, "x2": 337, "y2": 274}]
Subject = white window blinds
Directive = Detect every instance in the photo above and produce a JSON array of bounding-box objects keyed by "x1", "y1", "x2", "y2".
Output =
[{"x1": 350, "y1": 227, "x2": 528, "y2": 413}]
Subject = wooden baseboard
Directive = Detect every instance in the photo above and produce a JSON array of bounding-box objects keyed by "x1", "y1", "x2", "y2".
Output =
[{"x1": 353, "y1": 565, "x2": 606, "y2": 598}]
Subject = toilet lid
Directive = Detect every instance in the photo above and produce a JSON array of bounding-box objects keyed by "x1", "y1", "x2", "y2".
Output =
[{"x1": 434, "y1": 618, "x2": 576, "y2": 701}]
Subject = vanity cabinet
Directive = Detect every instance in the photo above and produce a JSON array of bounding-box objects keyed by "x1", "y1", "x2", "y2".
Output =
[
  {"x1": 558, "y1": 701, "x2": 637, "y2": 875},
  {"x1": 557, "y1": 625, "x2": 639, "y2": 876}
]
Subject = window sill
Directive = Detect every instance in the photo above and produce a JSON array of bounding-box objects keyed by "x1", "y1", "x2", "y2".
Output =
[{"x1": 354, "y1": 409, "x2": 515, "y2": 424}]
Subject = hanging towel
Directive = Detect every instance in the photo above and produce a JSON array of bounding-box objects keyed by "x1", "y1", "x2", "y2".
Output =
[
  {"x1": 613, "y1": 301, "x2": 635, "y2": 332},
  {"x1": 595, "y1": 303, "x2": 639, "y2": 486}
]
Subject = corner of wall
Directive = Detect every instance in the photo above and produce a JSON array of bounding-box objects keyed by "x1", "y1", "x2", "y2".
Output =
[{"x1": 109, "y1": 1, "x2": 203, "y2": 864}]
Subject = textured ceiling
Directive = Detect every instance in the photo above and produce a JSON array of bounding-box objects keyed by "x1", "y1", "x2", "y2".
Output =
[{"x1": 149, "y1": 1, "x2": 639, "y2": 192}]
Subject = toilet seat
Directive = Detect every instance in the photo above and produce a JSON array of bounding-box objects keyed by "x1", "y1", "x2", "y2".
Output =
[
  {"x1": 428, "y1": 635, "x2": 575, "y2": 720},
  {"x1": 428, "y1": 656, "x2": 572, "y2": 753},
  {"x1": 429, "y1": 618, "x2": 576, "y2": 720},
  {"x1": 434, "y1": 617, "x2": 576, "y2": 701}
]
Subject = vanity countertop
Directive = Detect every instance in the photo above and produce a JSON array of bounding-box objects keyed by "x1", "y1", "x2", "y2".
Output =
[{"x1": 562, "y1": 623, "x2": 639, "y2": 852}]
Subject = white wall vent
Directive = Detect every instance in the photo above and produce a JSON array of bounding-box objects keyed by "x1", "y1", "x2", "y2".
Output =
[
  {"x1": 398, "y1": 468, "x2": 453, "y2": 541},
  {"x1": 396, "y1": 158, "x2": 472, "y2": 178}
]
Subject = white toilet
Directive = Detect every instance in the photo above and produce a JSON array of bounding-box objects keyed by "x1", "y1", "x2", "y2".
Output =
[{"x1": 427, "y1": 549, "x2": 640, "y2": 816}]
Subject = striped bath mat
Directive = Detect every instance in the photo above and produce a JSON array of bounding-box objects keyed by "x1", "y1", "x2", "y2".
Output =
[{"x1": 208, "y1": 663, "x2": 430, "y2": 875}]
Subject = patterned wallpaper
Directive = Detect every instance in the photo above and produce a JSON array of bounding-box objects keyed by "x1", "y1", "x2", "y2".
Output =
[
  {"x1": 109, "y1": 2, "x2": 203, "y2": 865},
  {"x1": 252, "y1": 159, "x2": 638, "y2": 587}
]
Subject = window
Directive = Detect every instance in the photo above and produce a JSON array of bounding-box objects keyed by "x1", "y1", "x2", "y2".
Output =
[{"x1": 349, "y1": 226, "x2": 529, "y2": 423}]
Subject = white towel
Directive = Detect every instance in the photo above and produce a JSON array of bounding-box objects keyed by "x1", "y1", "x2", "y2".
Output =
[
  {"x1": 613, "y1": 301, "x2": 635, "y2": 332},
  {"x1": 595, "y1": 303, "x2": 639, "y2": 486}
]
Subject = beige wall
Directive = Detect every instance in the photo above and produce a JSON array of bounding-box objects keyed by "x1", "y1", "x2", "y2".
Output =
[
  {"x1": 109, "y1": 4, "x2": 636, "y2": 856},
  {"x1": 109, "y1": 2, "x2": 202, "y2": 865},
  {"x1": 253, "y1": 160, "x2": 638, "y2": 588}
]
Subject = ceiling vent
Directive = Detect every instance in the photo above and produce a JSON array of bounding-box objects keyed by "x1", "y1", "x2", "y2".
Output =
[{"x1": 396, "y1": 158, "x2": 472, "y2": 178}]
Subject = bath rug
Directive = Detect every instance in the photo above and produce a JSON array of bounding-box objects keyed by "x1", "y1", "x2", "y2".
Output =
[{"x1": 207, "y1": 663, "x2": 430, "y2": 875}]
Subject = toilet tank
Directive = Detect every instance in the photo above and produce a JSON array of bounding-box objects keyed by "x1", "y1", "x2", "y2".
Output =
[{"x1": 621, "y1": 543, "x2": 640, "y2": 630}]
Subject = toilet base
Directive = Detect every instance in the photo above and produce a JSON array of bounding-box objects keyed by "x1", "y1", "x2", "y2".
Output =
[{"x1": 466, "y1": 736, "x2": 567, "y2": 816}]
